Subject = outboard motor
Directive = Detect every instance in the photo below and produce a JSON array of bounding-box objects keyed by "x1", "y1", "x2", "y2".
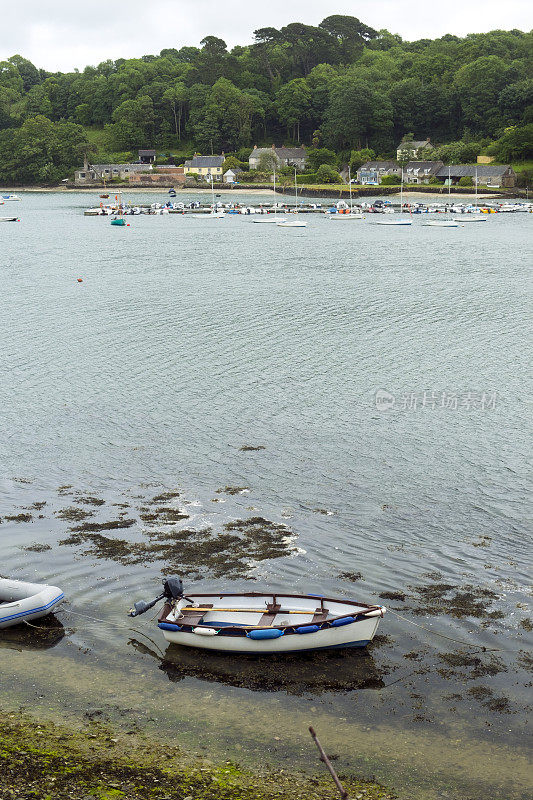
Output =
[{"x1": 128, "y1": 576, "x2": 184, "y2": 617}]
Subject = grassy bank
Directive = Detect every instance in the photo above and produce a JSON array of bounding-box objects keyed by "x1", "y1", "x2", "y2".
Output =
[{"x1": 0, "y1": 711, "x2": 396, "y2": 800}]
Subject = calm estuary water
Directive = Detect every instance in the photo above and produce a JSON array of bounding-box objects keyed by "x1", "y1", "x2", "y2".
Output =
[{"x1": 1, "y1": 191, "x2": 532, "y2": 799}]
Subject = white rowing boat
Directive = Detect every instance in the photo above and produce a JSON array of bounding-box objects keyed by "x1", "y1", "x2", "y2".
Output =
[
  {"x1": 130, "y1": 578, "x2": 385, "y2": 653},
  {"x1": 0, "y1": 217, "x2": 19, "y2": 222},
  {"x1": 0, "y1": 578, "x2": 64, "y2": 629}
]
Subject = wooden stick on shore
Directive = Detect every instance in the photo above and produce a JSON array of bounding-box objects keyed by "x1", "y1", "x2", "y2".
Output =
[{"x1": 309, "y1": 726, "x2": 349, "y2": 799}]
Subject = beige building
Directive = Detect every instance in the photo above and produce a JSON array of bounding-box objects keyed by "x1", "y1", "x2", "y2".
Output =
[{"x1": 183, "y1": 155, "x2": 224, "y2": 181}]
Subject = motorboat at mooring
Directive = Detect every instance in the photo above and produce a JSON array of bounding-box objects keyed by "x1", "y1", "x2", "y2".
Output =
[
  {"x1": 0, "y1": 578, "x2": 64, "y2": 629},
  {"x1": 129, "y1": 577, "x2": 386, "y2": 653}
]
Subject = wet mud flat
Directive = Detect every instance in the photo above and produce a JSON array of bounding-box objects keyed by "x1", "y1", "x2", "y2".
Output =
[
  {"x1": 1, "y1": 481, "x2": 533, "y2": 799},
  {"x1": 0, "y1": 711, "x2": 396, "y2": 800}
]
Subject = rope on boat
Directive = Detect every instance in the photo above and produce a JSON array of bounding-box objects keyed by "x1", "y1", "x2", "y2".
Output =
[{"x1": 388, "y1": 609, "x2": 528, "y2": 653}]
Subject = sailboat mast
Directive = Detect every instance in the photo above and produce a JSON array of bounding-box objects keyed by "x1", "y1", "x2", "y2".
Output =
[
  {"x1": 475, "y1": 167, "x2": 478, "y2": 209},
  {"x1": 294, "y1": 167, "x2": 298, "y2": 214},
  {"x1": 348, "y1": 166, "x2": 353, "y2": 212},
  {"x1": 400, "y1": 168, "x2": 403, "y2": 214},
  {"x1": 273, "y1": 167, "x2": 276, "y2": 217}
]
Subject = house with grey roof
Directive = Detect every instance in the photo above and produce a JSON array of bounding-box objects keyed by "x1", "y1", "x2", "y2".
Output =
[
  {"x1": 396, "y1": 138, "x2": 434, "y2": 160},
  {"x1": 138, "y1": 149, "x2": 156, "y2": 163},
  {"x1": 75, "y1": 162, "x2": 152, "y2": 184},
  {"x1": 249, "y1": 145, "x2": 307, "y2": 171},
  {"x1": 356, "y1": 161, "x2": 402, "y2": 185},
  {"x1": 435, "y1": 164, "x2": 516, "y2": 188},
  {"x1": 404, "y1": 160, "x2": 444, "y2": 184},
  {"x1": 183, "y1": 155, "x2": 225, "y2": 181}
]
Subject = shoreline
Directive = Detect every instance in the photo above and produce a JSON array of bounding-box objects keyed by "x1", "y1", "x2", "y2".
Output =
[
  {"x1": 0, "y1": 185, "x2": 515, "y2": 199},
  {"x1": 0, "y1": 710, "x2": 396, "y2": 800}
]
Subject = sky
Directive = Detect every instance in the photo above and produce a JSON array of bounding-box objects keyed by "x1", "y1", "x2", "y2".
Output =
[{"x1": 1, "y1": 0, "x2": 530, "y2": 72}]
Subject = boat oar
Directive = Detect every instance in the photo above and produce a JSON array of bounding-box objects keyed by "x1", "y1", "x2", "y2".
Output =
[
  {"x1": 180, "y1": 606, "x2": 324, "y2": 615},
  {"x1": 309, "y1": 726, "x2": 348, "y2": 799}
]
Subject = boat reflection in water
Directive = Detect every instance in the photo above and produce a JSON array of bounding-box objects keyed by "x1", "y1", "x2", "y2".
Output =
[
  {"x1": 128, "y1": 637, "x2": 386, "y2": 695},
  {"x1": 0, "y1": 614, "x2": 66, "y2": 652}
]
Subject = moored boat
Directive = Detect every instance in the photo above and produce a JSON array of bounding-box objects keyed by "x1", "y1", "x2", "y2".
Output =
[
  {"x1": 130, "y1": 578, "x2": 386, "y2": 653},
  {"x1": 0, "y1": 216, "x2": 19, "y2": 222},
  {"x1": 0, "y1": 578, "x2": 64, "y2": 629}
]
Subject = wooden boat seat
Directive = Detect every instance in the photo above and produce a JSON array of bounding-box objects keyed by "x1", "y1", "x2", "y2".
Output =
[{"x1": 177, "y1": 603, "x2": 212, "y2": 627}]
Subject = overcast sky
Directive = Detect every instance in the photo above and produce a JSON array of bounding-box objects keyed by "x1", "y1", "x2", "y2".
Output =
[{"x1": 1, "y1": 0, "x2": 530, "y2": 72}]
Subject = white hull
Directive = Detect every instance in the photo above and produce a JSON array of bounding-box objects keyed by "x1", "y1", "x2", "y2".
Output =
[
  {"x1": 1, "y1": 195, "x2": 21, "y2": 201},
  {"x1": 252, "y1": 216, "x2": 286, "y2": 223},
  {"x1": 374, "y1": 219, "x2": 412, "y2": 226},
  {"x1": 328, "y1": 213, "x2": 363, "y2": 220},
  {"x1": 277, "y1": 220, "x2": 307, "y2": 227},
  {"x1": 189, "y1": 212, "x2": 225, "y2": 219},
  {"x1": 424, "y1": 220, "x2": 459, "y2": 227},
  {"x1": 0, "y1": 579, "x2": 64, "y2": 629},
  {"x1": 451, "y1": 215, "x2": 486, "y2": 222},
  {"x1": 0, "y1": 217, "x2": 18, "y2": 222},
  {"x1": 158, "y1": 592, "x2": 385, "y2": 654}
]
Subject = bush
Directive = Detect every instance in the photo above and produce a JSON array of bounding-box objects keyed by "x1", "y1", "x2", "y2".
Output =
[
  {"x1": 428, "y1": 176, "x2": 442, "y2": 185},
  {"x1": 187, "y1": 172, "x2": 199, "y2": 182},
  {"x1": 316, "y1": 163, "x2": 341, "y2": 183},
  {"x1": 380, "y1": 174, "x2": 401, "y2": 185},
  {"x1": 515, "y1": 167, "x2": 533, "y2": 187},
  {"x1": 458, "y1": 176, "x2": 474, "y2": 186},
  {"x1": 296, "y1": 172, "x2": 319, "y2": 184}
]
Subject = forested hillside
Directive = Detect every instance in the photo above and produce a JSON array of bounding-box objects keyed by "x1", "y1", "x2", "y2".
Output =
[{"x1": 0, "y1": 16, "x2": 531, "y2": 184}]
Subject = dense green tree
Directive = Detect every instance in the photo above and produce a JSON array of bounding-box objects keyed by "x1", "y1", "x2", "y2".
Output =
[
  {"x1": 349, "y1": 147, "x2": 376, "y2": 171},
  {"x1": 0, "y1": 18, "x2": 530, "y2": 183},
  {"x1": 275, "y1": 78, "x2": 311, "y2": 140},
  {"x1": 486, "y1": 124, "x2": 533, "y2": 161},
  {"x1": 307, "y1": 147, "x2": 337, "y2": 170},
  {"x1": 0, "y1": 115, "x2": 90, "y2": 183}
]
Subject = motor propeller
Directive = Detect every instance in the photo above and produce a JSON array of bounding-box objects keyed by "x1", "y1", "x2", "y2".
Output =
[{"x1": 128, "y1": 576, "x2": 184, "y2": 617}]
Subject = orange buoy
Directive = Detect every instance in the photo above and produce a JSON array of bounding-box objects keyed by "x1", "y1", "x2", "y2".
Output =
[{"x1": 77, "y1": 278, "x2": 83, "y2": 283}]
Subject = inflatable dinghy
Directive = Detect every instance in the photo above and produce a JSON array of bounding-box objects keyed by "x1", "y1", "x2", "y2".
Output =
[{"x1": 0, "y1": 579, "x2": 64, "y2": 629}]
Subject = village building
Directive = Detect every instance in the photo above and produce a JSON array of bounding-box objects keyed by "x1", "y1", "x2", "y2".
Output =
[
  {"x1": 74, "y1": 162, "x2": 152, "y2": 184},
  {"x1": 129, "y1": 166, "x2": 186, "y2": 185},
  {"x1": 435, "y1": 164, "x2": 516, "y2": 188},
  {"x1": 249, "y1": 145, "x2": 307, "y2": 171},
  {"x1": 223, "y1": 168, "x2": 242, "y2": 184},
  {"x1": 404, "y1": 160, "x2": 444, "y2": 184},
  {"x1": 396, "y1": 138, "x2": 434, "y2": 160},
  {"x1": 138, "y1": 149, "x2": 157, "y2": 164},
  {"x1": 183, "y1": 155, "x2": 224, "y2": 181},
  {"x1": 356, "y1": 161, "x2": 402, "y2": 185}
]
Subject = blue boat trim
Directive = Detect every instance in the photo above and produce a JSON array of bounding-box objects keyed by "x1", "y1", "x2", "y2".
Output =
[
  {"x1": 247, "y1": 628, "x2": 284, "y2": 640},
  {"x1": 331, "y1": 616, "x2": 356, "y2": 627},
  {"x1": 295, "y1": 624, "x2": 321, "y2": 634},
  {"x1": 0, "y1": 593, "x2": 64, "y2": 625},
  {"x1": 158, "y1": 622, "x2": 181, "y2": 632}
]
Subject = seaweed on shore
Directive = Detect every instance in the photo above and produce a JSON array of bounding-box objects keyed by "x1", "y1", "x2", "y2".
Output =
[
  {"x1": 59, "y1": 516, "x2": 297, "y2": 579},
  {"x1": 70, "y1": 518, "x2": 136, "y2": 533},
  {"x1": 4, "y1": 513, "x2": 32, "y2": 523},
  {"x1": 55, "y1": 507, "x2": 94, "y2": 522},
  {"x1": 74, "y1": 495, "x2": 105, "y2": 506},
  {"x1": 0, "y1": 712, "x2": 397, "y2": 800}
]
